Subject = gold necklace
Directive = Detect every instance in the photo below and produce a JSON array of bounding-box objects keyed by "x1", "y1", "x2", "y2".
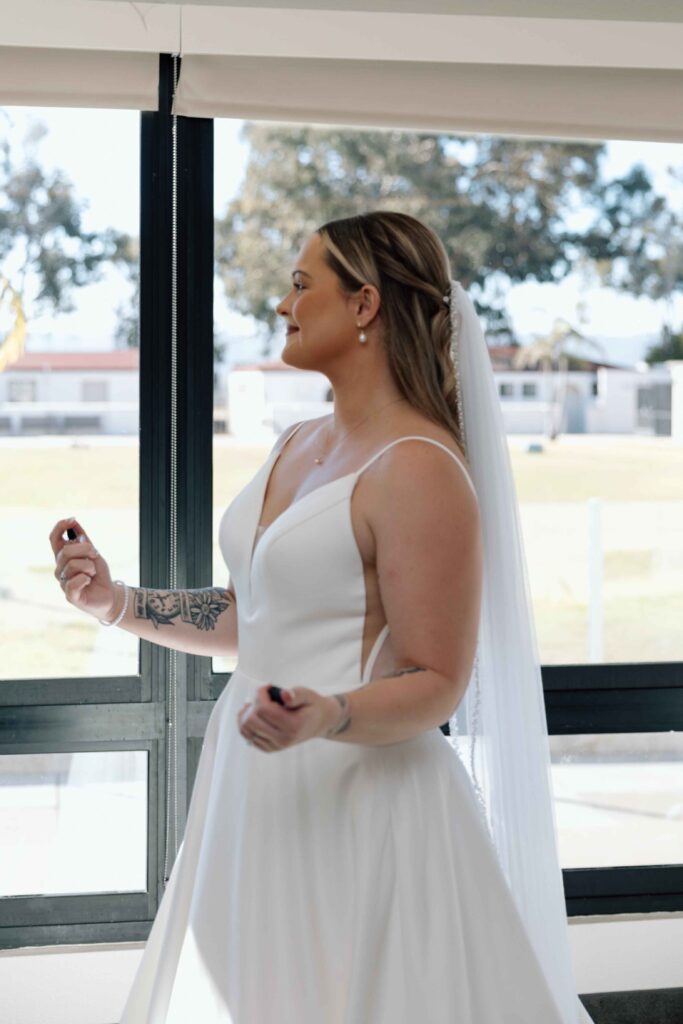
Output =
[{"x1": 313, "y1": 397, "x2": 406, "y2": 465}]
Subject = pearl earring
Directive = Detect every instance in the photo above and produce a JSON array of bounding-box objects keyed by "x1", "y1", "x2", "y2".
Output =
[{"x1": 357, "y1": 321, "x2": 367, "y2": 344}]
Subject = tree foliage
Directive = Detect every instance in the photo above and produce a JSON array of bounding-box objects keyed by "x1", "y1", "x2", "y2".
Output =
[
  {"x1": 216, "y1": 124, "x2": 672, "y2": 348},
  {"x1": 0, "y1": 119, "x2": 137, "y2": 346},
  {"x1": 644, "y1": 329, "x2": 683, "y2": 365}
]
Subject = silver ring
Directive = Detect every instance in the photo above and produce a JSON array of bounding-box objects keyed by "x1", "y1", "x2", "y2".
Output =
[{"x1": 60, "y1": 569, "x2": 66, "y2": 582}]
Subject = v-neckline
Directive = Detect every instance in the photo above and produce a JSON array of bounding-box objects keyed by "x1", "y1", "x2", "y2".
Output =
[{"x1": 248, "y1": 446, "x2": 357, "y2": 580}]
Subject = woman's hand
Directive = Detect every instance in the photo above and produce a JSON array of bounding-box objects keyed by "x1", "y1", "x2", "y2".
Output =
[
  {"x1": 237, "y1": 686, "x2": 342, "y2": 752},
  {"x1": 50, "y1": 517, "x2": 118, "y2": 621}
]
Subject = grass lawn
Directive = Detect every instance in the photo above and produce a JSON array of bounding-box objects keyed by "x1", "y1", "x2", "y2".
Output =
[{"x1": 1, "y1": 433, "x2": 682, "y2": 676}]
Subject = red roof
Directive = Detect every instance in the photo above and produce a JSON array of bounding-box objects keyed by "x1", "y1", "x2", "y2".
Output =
[
  {"x1": 6, "y1": 351, "x2": 139, "y2": 372},
  {"x1": 232, "y1": 358, "x2": 297, "y2": 372}
]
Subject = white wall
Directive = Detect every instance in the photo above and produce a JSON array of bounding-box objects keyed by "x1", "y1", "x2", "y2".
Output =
[
  {"x1": 0, "y1": 370, "x2": 139, "y2": 434},
  {"x1": 227, "y1": 366, "x2": 657, "y2": 438},
  {"x1": 668, "y1": 360, "x2": 683, "y2": 445}
]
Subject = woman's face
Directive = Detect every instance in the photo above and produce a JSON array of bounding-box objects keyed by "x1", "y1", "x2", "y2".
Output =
[{"x1": 276, "y1": 233, "x2": 378, "y2": 368}]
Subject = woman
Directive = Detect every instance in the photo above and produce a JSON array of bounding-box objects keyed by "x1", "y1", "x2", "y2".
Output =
[{"x1": 51, "y1": 212, "x2": 591, "y2": 1022}]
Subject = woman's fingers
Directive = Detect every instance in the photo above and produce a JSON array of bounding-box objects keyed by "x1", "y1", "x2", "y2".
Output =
[
  {"x1": 54, "y1": 557, "x2": 97, "y2": 583},
  {"x1": 49, "y1": 518, "x2": 80, "y2": 555},
  {"x1": 63, "y1": 572, "x2": 94, "y2": 601},
  {"x1": 54, "y1": 541, "x2": 99, "y2": 579},
  {"x1": 253, "y1": 704, "x2": 289, "y2": 736},
  {"x1": 238, "y1": 702, "x2": 283, "y2": 750}
]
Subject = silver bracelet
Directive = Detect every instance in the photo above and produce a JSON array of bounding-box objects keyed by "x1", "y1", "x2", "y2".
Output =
[
  {"x1": 99, "y1": 580, "x2": 128, "y2": 627},
  {"x1": 327, "y1": 693, "x2": 351, "y2": 737}
]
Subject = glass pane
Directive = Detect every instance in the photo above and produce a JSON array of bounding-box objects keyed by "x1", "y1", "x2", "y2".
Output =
[
  {"x1": 212, "y1": 119, "x2": 272, "y2": 675},
  {"x1": 0, "y1": 106, "x2": 140, "y2": 680},
  {"x1": 549, "y1": 732, "x2": 683, "y2": 868},
  {"x1": 210, "y1": 117, "x2": 683, "y2": 672},
  {"x1": 516, "y1": 440, "x2": 683, "y2": 664},
  {"x1": 0, "y1": 750, "x2": 147, "y2": 896}
]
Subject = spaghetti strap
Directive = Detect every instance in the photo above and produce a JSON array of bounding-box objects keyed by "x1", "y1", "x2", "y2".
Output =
[
  {"x1": 276, "y1": 420, "x2": 305, "y2": 452},
  {"x1": 355, "y1": 435, "x2": 477, "y2": 497}
]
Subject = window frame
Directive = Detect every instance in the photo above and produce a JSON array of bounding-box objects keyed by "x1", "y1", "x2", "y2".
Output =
[{"x1": 0, "y1": 54, "x2": 214, "y2": 949}]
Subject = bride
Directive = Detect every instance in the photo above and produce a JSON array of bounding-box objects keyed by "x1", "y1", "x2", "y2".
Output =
[{"x1": 53, "y1": 210, "x2": 593, "y2": 1023}]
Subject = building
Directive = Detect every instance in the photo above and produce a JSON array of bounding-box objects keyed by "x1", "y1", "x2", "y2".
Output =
[
  {"x1": 0, "y1": 350, "x2": 139, "y2": 435},
  {"x1": 227, "y1": 351, "x2": 682, "y2": 441}
]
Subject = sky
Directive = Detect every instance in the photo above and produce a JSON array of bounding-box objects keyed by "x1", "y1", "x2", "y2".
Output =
[{"x1": 2, "y1": 104, "x2": 683, "y2": 367}]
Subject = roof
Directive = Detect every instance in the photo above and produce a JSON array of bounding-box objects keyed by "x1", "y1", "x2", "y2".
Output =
[
  {"x1": 5, "y1": 351, "x2": 139, "y2": 372},
  {"x1": 232, "y1": 358, "x2": 299, "y2": 372}
]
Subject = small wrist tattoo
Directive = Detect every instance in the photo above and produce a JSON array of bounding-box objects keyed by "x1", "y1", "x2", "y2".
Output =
[{"x1": 326, "y1": 693, "x2": 351, "y2": 737}]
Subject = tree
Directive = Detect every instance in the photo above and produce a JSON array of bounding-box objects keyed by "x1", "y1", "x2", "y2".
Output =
[
  {"x1": 215, "y1": 124, "x2": 669, "y2": 356},
  {"x1": 0, "y1": 117, "x2": 137, "y2": 362},
  {"x1": 644, "y1": 330, "x2": 683, "y2": 365},
  {"x1": 513, "y1": 317, "x2": 607, "y2": 440}
]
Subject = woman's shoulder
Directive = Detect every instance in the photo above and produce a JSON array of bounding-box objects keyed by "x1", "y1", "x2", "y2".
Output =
[
  {"x1": 291, "y1": 410, "x2": 466, "y2": 470},
  {"x1": 388, "y1": 413, "x2": 466, "y2": 465}
]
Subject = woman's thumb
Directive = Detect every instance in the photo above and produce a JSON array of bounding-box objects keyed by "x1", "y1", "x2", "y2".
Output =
[{"x1": 282, "y1": 687, "x2": 302, "y2": 707}]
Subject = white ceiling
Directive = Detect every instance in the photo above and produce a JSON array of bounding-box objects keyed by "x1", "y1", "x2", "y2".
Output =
[
  {"x1": 2, "y1": 0, "x2": 683, "y2": 68},
  {"x1": 93, "y1": 0, "x2": 683, "y2": 21}
]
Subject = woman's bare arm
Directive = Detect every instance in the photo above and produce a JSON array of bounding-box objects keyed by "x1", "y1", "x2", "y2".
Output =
[
  {"x1": 103, "y1": 582, "x2": 238, "y2": 658},
  {"x1": 325, "y1": 442, "x2": 482, "y2": 746},
  {"x1": 95, "y1": 424, "x2": 310, "y2": 656}
]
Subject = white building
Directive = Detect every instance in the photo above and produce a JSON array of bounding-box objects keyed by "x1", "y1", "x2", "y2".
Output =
[
  {"x1": 227, "y1": 353, "x2": 682, "y2": 441},
  {"x1": 0, "y1": 351, "x2": 139, "y2": 435},
  {"x1": 3, "y1": 348, "x2": 680, "y2": 443}
]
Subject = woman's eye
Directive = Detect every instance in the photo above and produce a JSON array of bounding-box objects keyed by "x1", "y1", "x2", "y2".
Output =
[{"x1": 293, "y1": 283, "x2": 305, "y2": 292}]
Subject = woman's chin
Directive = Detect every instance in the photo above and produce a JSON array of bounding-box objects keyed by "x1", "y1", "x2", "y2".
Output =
[{"x1": 282, "y1": 333, "x2": 301, "y2": 354}]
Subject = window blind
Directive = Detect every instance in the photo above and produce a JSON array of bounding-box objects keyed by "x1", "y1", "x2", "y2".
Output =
[
  {"x1": 173, "y1": 53, "x2": 683, "y2": 143},
  {"x1": 0, "y1": 46, "x2": 159, "y2": 111}
]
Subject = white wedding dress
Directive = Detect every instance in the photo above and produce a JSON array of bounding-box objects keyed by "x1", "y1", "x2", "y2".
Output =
[{"x1": 119, "y1": 421, "x2": 569, "y2": 1024}]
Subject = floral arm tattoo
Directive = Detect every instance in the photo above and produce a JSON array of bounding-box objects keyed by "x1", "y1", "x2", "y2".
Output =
[{"x1": 132, "y1": 587, "x2": 233, "y2": 631}]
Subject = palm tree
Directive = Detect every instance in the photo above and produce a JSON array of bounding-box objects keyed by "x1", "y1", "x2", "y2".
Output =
[
  {"x1": 512, "y1": 318, "x2": 607, "y2": 439},
  {"x1": 0, "y1": 274, "x2": 27, "y2": 373}
]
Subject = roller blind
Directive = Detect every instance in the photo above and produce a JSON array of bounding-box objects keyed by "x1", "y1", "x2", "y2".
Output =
[
  {"x1": 173, "y1": 53, "x2": 683, "y2": 143},
  {"x1": 0, "y1": 46, "x2": 159, "y2": 111}
]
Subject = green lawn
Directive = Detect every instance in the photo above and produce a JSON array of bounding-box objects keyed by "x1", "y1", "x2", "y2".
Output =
[
  {"x1": 2, "y1": 434, "x2": 682, "y2": 677},
  {"x1": 2, "y1": 434, "x2": 681, "y2": 507}
]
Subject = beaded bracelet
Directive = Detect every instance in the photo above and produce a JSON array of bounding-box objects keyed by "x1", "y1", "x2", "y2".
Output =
[{"x1": 99, "y1": 580, "x2": 129, "y2": 627}]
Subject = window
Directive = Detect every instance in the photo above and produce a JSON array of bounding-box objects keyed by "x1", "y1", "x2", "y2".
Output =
[
  {"x1": 2, "y1": 56, "x2": 681, "y2": 954},
  {"x1": 7, "y1": 379, "x2": 36, "y2": 402},
  {"x1": 81, "y1": 379, "x2": 108, "y2": 402},
  {"x1": 0, "y1": 105, "x2": 139, "y2": 682},
  {"x1": 0, "y1": 101, "x2": 148, "y2": 949},
  {"x1": 210, "y1": 112, "x2": 683, "y2": 923}
]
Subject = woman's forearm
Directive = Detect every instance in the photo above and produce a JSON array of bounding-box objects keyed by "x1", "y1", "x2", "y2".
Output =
[
  {"x1": 325, "y1": 665, "x2": 459, "y2": 746},
  {"x1": 101, "y1": 583, "x2": 238, "y2": 658}
]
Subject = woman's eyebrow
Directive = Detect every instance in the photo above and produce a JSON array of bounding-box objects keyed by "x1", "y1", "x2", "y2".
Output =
[{"x1": 291, "y1": 270, "x2": 312, "y2": 279}]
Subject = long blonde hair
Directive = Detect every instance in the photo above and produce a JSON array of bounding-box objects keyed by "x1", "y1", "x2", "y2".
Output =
[{"x1": 317, "y1": 211, "x2": 464, "y2": 455}]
